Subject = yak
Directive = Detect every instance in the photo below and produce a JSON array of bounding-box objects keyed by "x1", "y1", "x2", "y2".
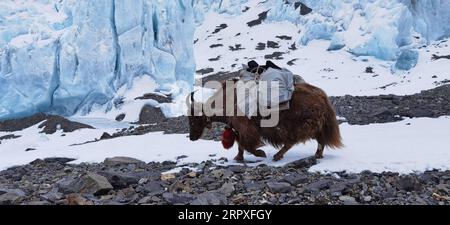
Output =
[{"x1": 187, "y1": 80, "x2": 343, "y2": 162}]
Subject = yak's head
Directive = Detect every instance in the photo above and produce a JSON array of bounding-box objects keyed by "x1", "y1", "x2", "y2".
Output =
[{"x1": 187, "y1": 92, "x2": 212, "y2": 141}]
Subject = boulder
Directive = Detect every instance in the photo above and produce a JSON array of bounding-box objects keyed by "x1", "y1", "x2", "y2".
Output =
[
  {"x1": 104, "y1": 157, "x2": 145, "y2": 167},
  {"x1": 266, "y1": 182, "x2": 293, "y2": 193},
  {"x1": 190, "y1": 192, "x2": 228, "y2": 205}
]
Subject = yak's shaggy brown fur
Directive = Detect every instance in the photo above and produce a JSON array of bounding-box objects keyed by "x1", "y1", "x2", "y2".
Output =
[{"x1": 188, "y1": 82, "x2": 343, "y2": 162}]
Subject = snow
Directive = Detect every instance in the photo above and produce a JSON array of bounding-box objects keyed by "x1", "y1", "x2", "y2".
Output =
[
  {"x1": 266, "y1": 0, "x2": 450, "y2": 61},
  {"x1": 194, "y1": 0, "x2": 450, "y2": 96},
  {"x1": 1, "y1": 117, "x2": 449, "y2": 174}
]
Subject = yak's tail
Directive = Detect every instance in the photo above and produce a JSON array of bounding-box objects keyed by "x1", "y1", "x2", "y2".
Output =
[{"x1": 321, "y1": 98, "x2": 344, "y2": 149}]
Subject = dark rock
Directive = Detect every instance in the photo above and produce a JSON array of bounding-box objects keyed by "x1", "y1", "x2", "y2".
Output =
[
  {"x1": 264, "y1": 52, "x2": 285, "y2": 60},
  {"x1": 435, "y1": 184, "x2": 449, "y2": 194},
  {"x1": 0, "y1": 113, "x2": 48, "y2": 132},
  {"x1": 100, "y1": 132, "x2": 112, "y2": 140},
  {"x1": 294, "y1": 2, "x2": 313, "y2": 15},
  {"x1": 281, "y1": 174, "x2": 308, "y2": 186},
  {"x1": 41, "y1": 190, "x2": 63, "y2": 202},
  {"x1": 256, "y1": 42, "x2": 266, "y2": 50},
  {"x1": 43, "y1": 157, "x2": 76, "y2": 164},
  {"x1": 143, "y1": 182, "x2": 165, "y2": 195},
  {"x1": 134, "y1": 93, "x2": 172, "y2": 103},
  {"x1": 212, "y1": 24, "x2": 227, "y2": 34},
  {"x1": 228, "y1": 165, "x2": 246, "y2": 173},
  {"x1": 331, "y1": 84, "x2": 450, "y2": 125},
  {"x1": 176, "y1": 155, "x2": 188, "y2": 160},
  {"x1": 0, "y1": 192, "x2": 25, "y2": 205},
  {"x1": 267, "y1": 41, "x2": 280, "y2": 48},
  {"x1": 196, "y1": 68, "x2": 215, "y2": 75},
  {"x1": 431, "y1": 54, "x2": 450, "y2": 60},
  {"x1": 0, "y1": 113, "x2": 92, "y2": 134},
  {"x1": 287, "y1": 59, "x2": 298, "y2": 66},
  {"x1": 247, "y1": 10, "x2": 269, "y2": 27},
  {"x1": 276, "y1": 35, "x2": 292, "y2": 40},
  {"x1": 339, "y1": 195, "x2": 359, "y2": 205},
  {"x1": 208, "y1": 56, "x2": 221, "y2": 61},
  {"x1": 191, "y1": 192, "x2": 228, "y2": 205},
  {"x1": 306, "y1": 180, "x2": 332, "y2": 192},
  {"x1": 408, "y1": 108, "x2": 433, "y2": 117},
  {"x1": 218, "y1": 182, "x2": 235, "y2": 197},
  {"x1": 115, "y1": 114, "x2": 126, "y2": 122},
  {"x1": 162, "y1": 193, "x2": 196, "y2": 205},
  {"x1": 209, "y1": 44, "x2": 223, "y2": 49},
  {"x1": 245, "y1": 182, "x2": 265, "y2": 192},
  {"x1": 66, "y1": 173, "x2": 113, "y2": 196},
  {"x1": 38, "y1": 115, "x2": 93, "y2": 134},
  {"x1": 266, "y1": 182, "x2": 293, "y2": 193},
  {"x1": 284, "y1": 156, "x2": 317, "y2": 169},
  {"x1": 97, "y1": 171, "x2": 139, "y2": 189},
  {"x1": 288, "y1": 43, "x2": 297, "y2": 50},
  {"x1": 329, "y1": 182, "x2": 347, "y2": 194},
  {"x1": 138, "y1": 105, "x2": 166, "y2": 124},
  {"x1": 22, "y1": 201, "x2": 51, "y2": 205},
  {"x1": 229, "y1": 44, "x2": 245, "y2": 51},
  {"x1": 56, "y1": 177, "x2": 78, "y2": 194},
  {"x1": 104, "y1": 157, "x2": 145, "y2": 167},
  {"x1": 0, "y1": 189, "x2": 26, "y2": 205},
  {"x1": 398, "y1": 176, "x2": 422, "y2": 192},
  {"x1": 0, "y1": 134, "x2": 21, "y2": 141}
]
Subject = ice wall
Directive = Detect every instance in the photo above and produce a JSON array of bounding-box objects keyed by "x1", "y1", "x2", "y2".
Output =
[
  {"x1": 267, "y1": 0, "x2": 450, "y2": 67},
  {"x1": 0, "y1": 0, "x2": 196, "y2": 120},
  {"x1": 193, "y1": 0, "x2": 248, "y2": 24}
]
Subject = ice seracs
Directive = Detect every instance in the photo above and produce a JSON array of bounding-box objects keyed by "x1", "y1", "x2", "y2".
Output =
[
  {"x1": 267, "y1": 0, "x2": 450, "y2": 65},
  {"x1": 0, "y1": 0, "x2": 196, "y2": 120}
]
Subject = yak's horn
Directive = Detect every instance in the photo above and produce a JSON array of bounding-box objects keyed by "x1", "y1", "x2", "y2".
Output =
[{"x1": 191, "y1": 91, "x2": 195, "y2": 102}]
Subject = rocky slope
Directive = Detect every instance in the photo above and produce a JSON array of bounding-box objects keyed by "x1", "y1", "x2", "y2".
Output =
[{"x1": 0, "y1": 156, "x2": 448, "y2": 205}]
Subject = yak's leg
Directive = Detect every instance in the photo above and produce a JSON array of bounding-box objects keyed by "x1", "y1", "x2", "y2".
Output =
[
  {"x1": 242, "y1": 144, "x2": 267, "y2": 158},
  {"x1": 244, "y1": 139, "x2": 266, "y2": 158},
  {"x1": 234, "y1": 144, "x2": 245, "y2": 162},
  {"x1": 315, "y1": 142, "x2": 325, "y2": 159},
  {"x1": 252, "y1": 149, "x2": 267, "y2": 158},
  {"x1": 273, "y1": 143, "x2": 294, "y2": 162}
]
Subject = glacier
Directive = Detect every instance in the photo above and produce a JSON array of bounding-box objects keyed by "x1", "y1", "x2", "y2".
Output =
[
  {"x1": 0, "y1": 0, "x2": 196, "y2": 120},
  {"x1": 267, "y1": 0, "x2": 450, "y2": 65}
]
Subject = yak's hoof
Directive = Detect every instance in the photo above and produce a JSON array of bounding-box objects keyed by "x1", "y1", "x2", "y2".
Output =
[
  {"x1": 234, "y1": 155, "x2": 244, "y2": 162},
  {"x1": 315, "y1": 154, "x2": 324, "y2": 159},
  {"x1": 254, "y1": 149, "x2": 267, "y2": 158},
  {"x1": 273, "y1": 153, "x2": 284, "y2": 162}
]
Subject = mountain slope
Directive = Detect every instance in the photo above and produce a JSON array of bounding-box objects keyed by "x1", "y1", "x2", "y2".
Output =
[{"x1": 194, "y1": 0, "x2": 450, "y2": 96}]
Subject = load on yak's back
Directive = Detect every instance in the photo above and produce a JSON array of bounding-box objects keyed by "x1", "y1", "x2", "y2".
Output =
[
  {"x1": 188, "y1": 60, "x2": 343, "y2": 162},
  {"x1": 237, "y1": 60, "x2": 306, "y2": 117}
]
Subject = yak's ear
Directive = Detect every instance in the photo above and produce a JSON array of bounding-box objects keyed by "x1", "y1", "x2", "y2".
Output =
[{"x1": 248, "y1": 60, "x2": 259, "y2": 69}]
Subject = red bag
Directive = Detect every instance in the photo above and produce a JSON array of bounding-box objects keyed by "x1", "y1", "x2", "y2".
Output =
[{"x1": 222, "y1": 127, "x2": 237, "y2": 149}]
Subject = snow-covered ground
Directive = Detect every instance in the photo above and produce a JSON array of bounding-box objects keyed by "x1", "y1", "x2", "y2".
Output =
[
  {"x1": 1, "y1": 116, "x2": 449, "y2": 174},
  {"x1": 194, "y1": 1, "x2": 450, "y2": 96}
]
